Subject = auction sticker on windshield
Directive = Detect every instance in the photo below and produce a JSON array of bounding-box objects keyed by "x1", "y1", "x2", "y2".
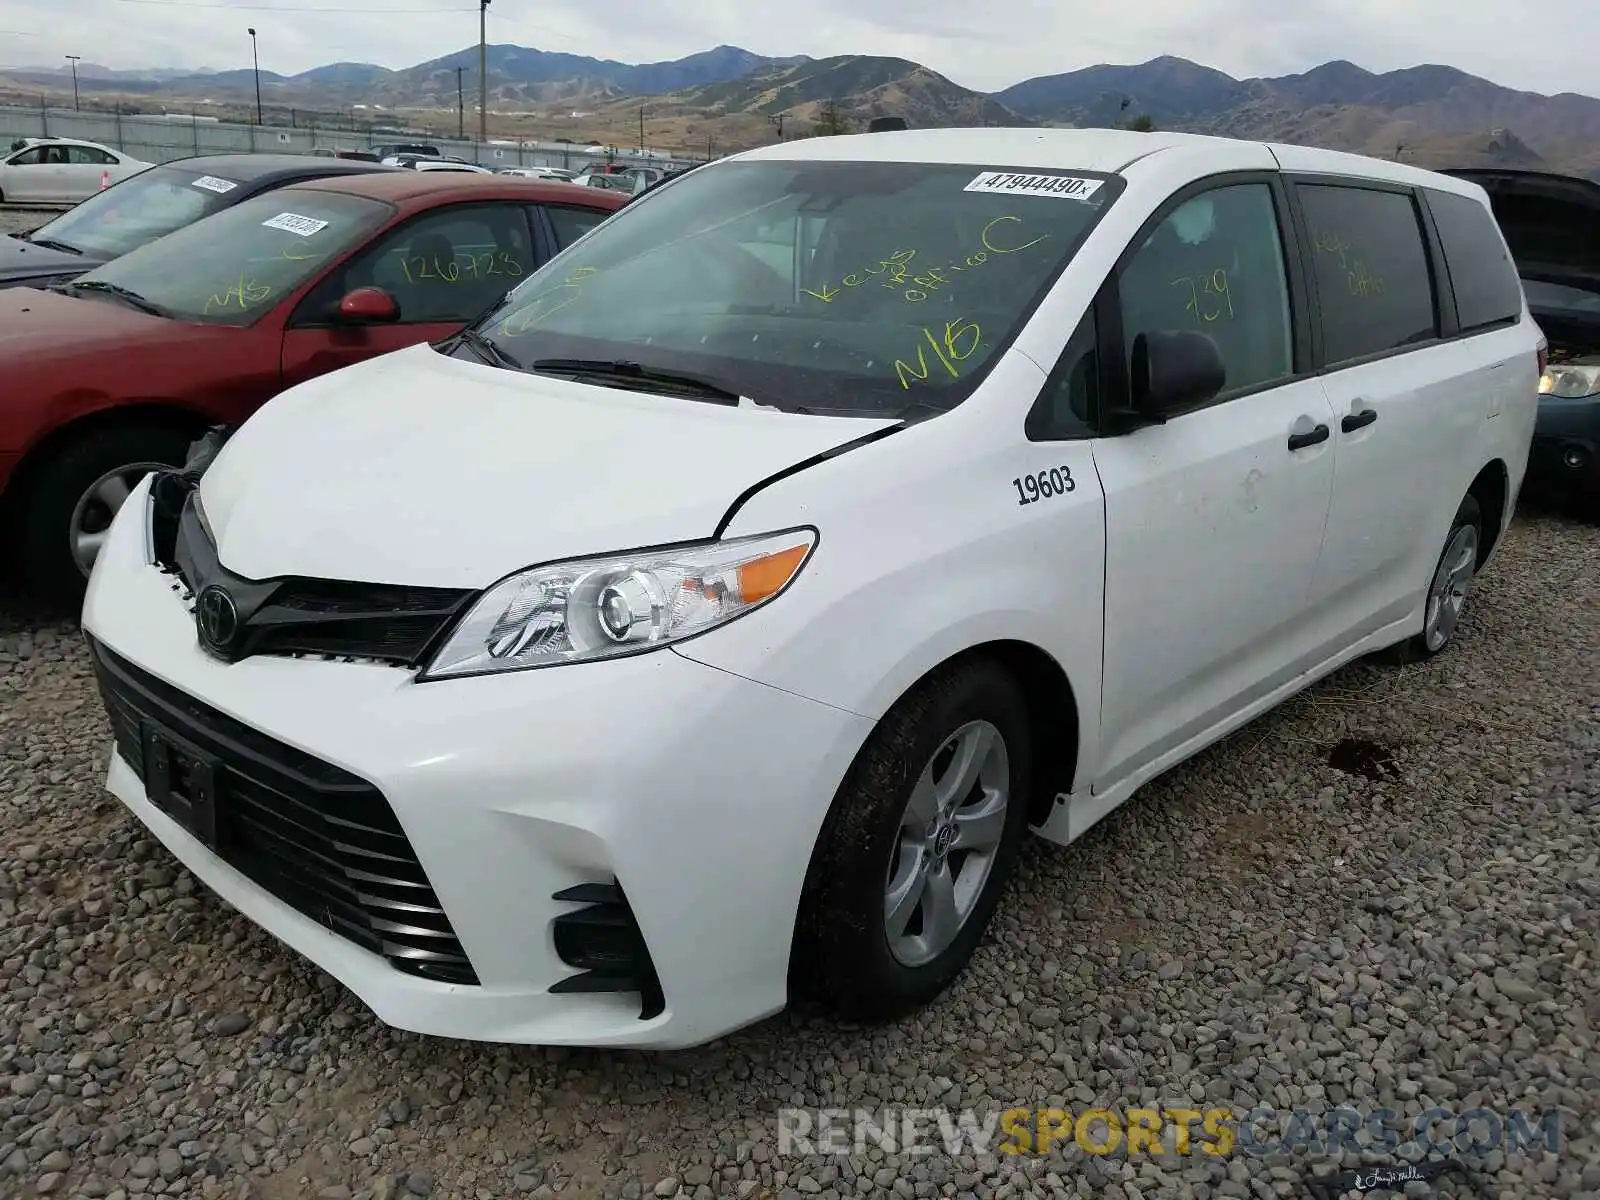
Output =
[
  {"x1": 191, "y1": 175, "x2": 238, "y2": 194},
  {"x1": 964, "y1": 172, "x2": 1103, "y2": 200},
  {"x1": 261, "y1": 213, "x2": 330, "y2": 237}
]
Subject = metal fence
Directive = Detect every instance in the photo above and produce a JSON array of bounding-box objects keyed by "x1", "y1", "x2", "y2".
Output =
[{"x1": 0, "y1": 101, "x2": 700, "y2": 174}]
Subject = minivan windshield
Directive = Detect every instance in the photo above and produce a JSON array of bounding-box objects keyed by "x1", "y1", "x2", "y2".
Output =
[
  {"x1": 475, "y1": 159, "x2": 1119, "y2": 414},
  {"x1": 22, "y1": 163, "x2": 246, "y2": 260},
  {"x1": 68, "y1": 189, "x2": 393, "y2": 326}
]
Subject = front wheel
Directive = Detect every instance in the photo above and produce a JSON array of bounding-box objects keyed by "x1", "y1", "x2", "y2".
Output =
[
  {"x1": 791, "y1": 658, "x2": 1032, "y2": 1021},
  {"x1": 13, "y1": 426, "x2": 194, "y2": 604}
]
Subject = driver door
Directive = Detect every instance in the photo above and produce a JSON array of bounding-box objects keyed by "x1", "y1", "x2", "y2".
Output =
[
  {"x1": 280, "y1": 201, "x2": 541, "y2": 389},
  {"x1": 1, "y1": 146, "x2": 53, "y2": 203}
]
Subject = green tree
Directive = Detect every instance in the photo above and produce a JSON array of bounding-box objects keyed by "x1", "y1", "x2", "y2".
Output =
[
  {"x1": 813, "y1": 100, "x2": 851, "y2": 137},
  {"x1": 1125, "y1": 113, "x2": 1156, "y2": 133}
]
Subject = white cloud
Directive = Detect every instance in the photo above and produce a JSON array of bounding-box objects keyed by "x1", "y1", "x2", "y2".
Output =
[{"x1": 1, "y1": 0, "x2": 1594, "y2": 99}]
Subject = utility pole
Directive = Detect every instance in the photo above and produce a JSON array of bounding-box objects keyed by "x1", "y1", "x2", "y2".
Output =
[
  {"x1": 247, "y1": 28, "x2": 262, "y2": 124},
  {"x1": 64, "y1": 55, "x2": 80, "y2": 110},
  {"x1": 637, "y1": 104, "x2": 645, "y2": 153},
  {"x1": 767, "y1": 113, "x2": 784, "y2": 139},
  {"x1": 477, "y1": 0, "x2": 490, "y2": 145},
  {"x1": 455, "y1": 65, "x2": 465, "y2": 138}
]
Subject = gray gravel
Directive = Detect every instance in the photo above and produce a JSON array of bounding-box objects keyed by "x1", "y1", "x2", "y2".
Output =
[
  {"x1": 2, "y1": 366, "x2": 1598, "y2": 1197},
  {"x1": 0, "y1": 209, "x2": 60, "y2": 234}
]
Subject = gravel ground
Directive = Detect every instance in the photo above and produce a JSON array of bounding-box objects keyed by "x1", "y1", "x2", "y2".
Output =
[
  {"x1": 0, "y1": 209, "x2": 61, "y2": 232},
  {"x1": 0, "y1": 227, "x2": 1596, "y2": 1199}
]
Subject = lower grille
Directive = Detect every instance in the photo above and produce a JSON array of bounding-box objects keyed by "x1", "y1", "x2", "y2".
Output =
[
  {"x1": 89, "y1": 637, "x2": 478, "y2": 986},
  {"x1": 550, "y1": 882, "x2": 665, "y2": 1019}
]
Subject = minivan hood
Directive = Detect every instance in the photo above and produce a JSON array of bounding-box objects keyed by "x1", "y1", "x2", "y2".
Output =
[
  {"x1": 199, "y1": 343, "x2": 899, "y2": 588},
  {"x1": 0, "y1": 233, "x2": 98, "y2": 285}
]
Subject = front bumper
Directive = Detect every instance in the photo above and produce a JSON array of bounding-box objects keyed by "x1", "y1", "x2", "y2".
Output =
[
  {"x1": 1527, "y1": 395, "x2": 1600, "y2": 496},
  {"x1": 81, "y1": 479, "x2": 875, "y2": 1048}
]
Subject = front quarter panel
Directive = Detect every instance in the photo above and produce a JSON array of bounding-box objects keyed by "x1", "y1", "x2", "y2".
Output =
[{"x1": 673, "y1": 348, "x2": 1106, "y2": 785}]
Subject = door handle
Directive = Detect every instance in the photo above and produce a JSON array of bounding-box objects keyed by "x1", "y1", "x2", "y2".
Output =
[
  {"x1": 1341, "y1": 408, "x2": 1378, "y2": 433},
  {"x1": 1288, "y1": 424, "x2": 1330, "y2": 451}
]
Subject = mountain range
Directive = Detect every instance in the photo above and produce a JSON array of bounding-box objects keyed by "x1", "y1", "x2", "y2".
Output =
[{"x1": 5, "y1": 46, "x2": 1599, "y2": 178}]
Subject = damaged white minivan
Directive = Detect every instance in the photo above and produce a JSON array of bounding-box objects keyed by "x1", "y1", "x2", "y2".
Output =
[{"x1": 83, "y1": 128, "x2": 1539, "y2": 1049}]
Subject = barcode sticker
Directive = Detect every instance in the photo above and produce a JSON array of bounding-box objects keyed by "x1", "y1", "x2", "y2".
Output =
[
  {"x1": 964, "y1": 172, "x2": 1104, "y2": 200},
  {"x1": 190, "y1": 175, "x2": 237, "y2": 194},
  {"x1": 261, "y1": 212, "x2": 329, "y2": 237}
]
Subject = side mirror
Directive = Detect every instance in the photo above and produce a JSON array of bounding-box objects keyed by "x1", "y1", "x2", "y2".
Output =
[
  {"x1": 336, "y1": 286, "x2": 399, "y2": 324},
  {"x1": 1129, "y1": 329, "x2": 1225, "y2": 420}
]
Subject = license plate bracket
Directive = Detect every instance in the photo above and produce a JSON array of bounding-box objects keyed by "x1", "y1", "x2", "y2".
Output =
[{"x1": 142, "y1": 721, "x2": 220, "y2": 848}]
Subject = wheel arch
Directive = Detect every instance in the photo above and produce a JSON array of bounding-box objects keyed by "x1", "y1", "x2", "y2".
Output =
[
  {"x1": 847, "y1": 638, "x2": 1083, "y2": 833},
  {"x1": 1466, "y1": 458, "x2": 1510, "y2": 569},
  {"x1": 1, "y1": 400, "x2": 210, "y2": 516}
]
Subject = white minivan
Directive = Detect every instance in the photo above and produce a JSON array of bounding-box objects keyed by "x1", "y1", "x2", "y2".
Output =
[{"x1": 82, "y1": 129, "x2": 1539, "y2": 1050}]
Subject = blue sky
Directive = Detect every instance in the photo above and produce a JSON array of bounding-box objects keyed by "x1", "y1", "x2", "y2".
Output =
[{"x1": 1, "y1": 0, "x2": 1593, "y2": 98}]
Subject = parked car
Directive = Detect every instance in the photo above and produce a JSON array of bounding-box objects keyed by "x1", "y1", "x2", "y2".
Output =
[
  {"x1": 0, "y1": 153, "x2": 396, "y2": 291},
  {"x1": 1442, "y1": 167, "x2": 1600, "y2": 504},
  {"x1": 0, "y1": 137, "x2": 151, "y2": 204},
  {"x1": 79, "y1": 129, "x2": 1536, "y2": 1050},
  {"x1": 498, "y1": 167, "x2": 576, "y2": 181},
  {"x1": 0, "y1": 172, "x2": 625, "y2": 597},
  {"x1": 411, "y1": 160, "x2": 493, "y2": 174},
  {"x1": 373, "y1": 143, "x2": 440, "y2": 160},
  {"x1": 312, "y1": 147, "x2": 383, "y2": 163}
]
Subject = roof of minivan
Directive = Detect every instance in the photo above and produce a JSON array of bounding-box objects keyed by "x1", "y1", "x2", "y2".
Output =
[{"x1": 730, "y1": 127, "x2": 1483, "y2": 194}]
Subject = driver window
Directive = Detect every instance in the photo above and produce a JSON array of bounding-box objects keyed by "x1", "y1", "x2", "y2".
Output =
[
  {"x1": 297, "y1": 203, "x2": 535, "y2": 325},
  {"x1": 1116, "y1": 183, "x2": 1293, "y2": 401}
]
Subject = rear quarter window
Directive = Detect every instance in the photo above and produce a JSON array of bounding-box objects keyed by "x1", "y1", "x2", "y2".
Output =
[
  {"x1": 1425, "y1": 188, "x2": 1522, "y2": 332},
  {"x1": 1298, "y1": 183, "x2": 1438, "y2": 366}
]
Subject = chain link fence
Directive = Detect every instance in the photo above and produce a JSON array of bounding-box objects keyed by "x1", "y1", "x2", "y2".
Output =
[{"x1": 1, "y1": 101, "x2": 700, "y2": 174}]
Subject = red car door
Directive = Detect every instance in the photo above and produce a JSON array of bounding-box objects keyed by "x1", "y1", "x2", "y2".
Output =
[{"x1": 280, "y1": 200, "x2": 543, "y2": 390}]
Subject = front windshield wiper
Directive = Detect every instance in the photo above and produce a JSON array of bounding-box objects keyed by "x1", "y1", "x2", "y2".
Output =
[
  {"x1": 65, "y1": 279, "x2": 173, "y2": 318},
  {"x1": 529, "y1": 358, "x2": 741, "y2": 404},
  {"x1": 25, "y1": 235, "x2": 82, "y2": 255},
  {"x1": 450, "y1": 327, "x2": 524, "y2": 370}
]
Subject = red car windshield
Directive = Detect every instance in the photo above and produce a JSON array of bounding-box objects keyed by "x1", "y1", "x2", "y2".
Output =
[{"x1": 70, "y1": 189, "x2": 393, "y2": 326}]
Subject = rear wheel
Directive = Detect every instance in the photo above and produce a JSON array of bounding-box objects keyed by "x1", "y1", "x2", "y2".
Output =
[
  {"x1": 13, "y1": 425, "x2": 193, "y2": 604},
  {"x1": 1387, "y1": 493, "x2": 1482, "y2": 663},
  {"x1": 791, "y1": 658, "x2": 1032, "y2": 1021}
]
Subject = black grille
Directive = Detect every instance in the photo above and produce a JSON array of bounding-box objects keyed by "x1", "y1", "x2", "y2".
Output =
[
  {"x1": 550, "y1": 882, "x2": 665, "y2": 1019},
  {"x1": 89, "y1": 637, "x2": 478, "y2": 986},
  {"x1": 157, "y1": 485, "x2": 476, "y2": 668}
]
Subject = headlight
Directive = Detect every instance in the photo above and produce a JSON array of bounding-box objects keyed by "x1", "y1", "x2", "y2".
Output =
[
  {"x1": 1539, "y1": 363, "x2": 1600, "y2": 398},
  {"x1": 419, "y1": 528, "x2": 817, "y2": 680}
]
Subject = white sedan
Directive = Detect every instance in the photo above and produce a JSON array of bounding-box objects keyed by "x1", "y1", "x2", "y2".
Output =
[{"x1": 0, "y1": 138, "x2": 150, "y2": 205}]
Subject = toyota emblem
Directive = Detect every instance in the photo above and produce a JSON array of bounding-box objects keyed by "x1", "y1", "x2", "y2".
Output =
[{"x1": 196, "y1": 584, "x2": 239, "y2": 651}]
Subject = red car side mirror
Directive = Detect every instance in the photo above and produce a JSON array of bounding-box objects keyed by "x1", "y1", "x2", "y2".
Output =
[{"x1": 337, "y1": 286, "x2": 399, "y2": 323}]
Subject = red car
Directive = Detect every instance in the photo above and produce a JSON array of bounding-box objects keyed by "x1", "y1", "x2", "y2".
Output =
[{"x1": 0, "y1": 171, "x2": 624, "y2": 599}]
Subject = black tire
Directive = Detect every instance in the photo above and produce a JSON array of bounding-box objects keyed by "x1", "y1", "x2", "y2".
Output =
[
  {"x1": 12, "y1": 425, "x2": 194, "y2": 605},
  {"x1": 790, "y1": 657, "x2": 1032, "y2": 1021},
  {"x1": 1385, "y1": 492, "x2": 1483, "y2": 664}
]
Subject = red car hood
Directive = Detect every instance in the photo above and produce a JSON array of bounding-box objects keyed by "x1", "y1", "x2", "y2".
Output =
[{"x1": 0, "y1": 283, "x2": 198, "y2": 359}]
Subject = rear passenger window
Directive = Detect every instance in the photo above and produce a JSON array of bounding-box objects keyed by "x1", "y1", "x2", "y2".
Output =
[
  {"x1": 545, "y1": 205, "x2": 607, "y2": 250},
  {"x1": 1426, "y1": 188, "x2": 1522, "y2": 332},
  {"x1": 1298, "y1": 185, "x2": 1437, "y2": 365}
]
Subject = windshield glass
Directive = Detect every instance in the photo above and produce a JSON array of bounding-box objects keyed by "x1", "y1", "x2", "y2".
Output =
[
  {"x1": 25, "y1": 163, "x2": 247, "y2": 260},
  {"x1": 476, "y1": 159, "x2": 1119, "y2": 414},
  {"x1": 72, "y1": 189, "x2": 393, "y2": 326},
  {"x1": 1524, "y1": 278, "x2": 1600, "y2": 313}
]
